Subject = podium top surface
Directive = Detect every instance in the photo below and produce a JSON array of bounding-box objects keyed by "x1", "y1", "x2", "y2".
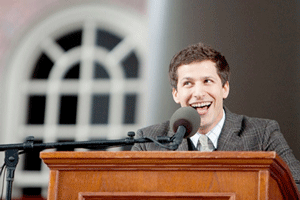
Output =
[{"x1": 40, "y1": 151, "x2": 280, "y2": 167}]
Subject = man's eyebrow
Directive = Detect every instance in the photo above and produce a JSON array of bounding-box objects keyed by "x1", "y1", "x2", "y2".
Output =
[
  {"x1": 179, "y1": 77, "x2": 193, "y2": 82},
  {"x1": 203, "y1": 75, "x2": 216, "y2": 79},
  {"x1": 181, "y1": 77, "x2": 192, "y2": 80},
  {"x1": 180, "y1": 75, "x2": 216, "y2": 81}
]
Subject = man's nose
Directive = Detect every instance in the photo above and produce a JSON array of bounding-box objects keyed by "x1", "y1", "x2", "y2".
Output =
[{"x1": 193, "y1": 83, "x2": 205, "y2": 99}]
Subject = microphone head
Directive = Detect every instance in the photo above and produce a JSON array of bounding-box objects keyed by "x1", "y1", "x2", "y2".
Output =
[{"x1": 169, "y1": 107, "x2": 200, "y2": 138}]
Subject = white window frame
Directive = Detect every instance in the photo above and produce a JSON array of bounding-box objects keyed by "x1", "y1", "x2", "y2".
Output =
[{"x1": 0, "y1": 4, "x2": 148, "y2": 198}]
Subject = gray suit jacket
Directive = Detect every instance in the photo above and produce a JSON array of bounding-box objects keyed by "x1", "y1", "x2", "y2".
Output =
[{"x1": 131, "y1": 107, "x2": 300, "y2": 191}]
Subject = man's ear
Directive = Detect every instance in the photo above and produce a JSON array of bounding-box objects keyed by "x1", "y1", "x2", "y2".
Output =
[
  {"x1": 172, "y1": 88, "x2": 180, "y2": 104},
  {"x1": 222, "y1": 81, "x2": 230, "y2": 99}
]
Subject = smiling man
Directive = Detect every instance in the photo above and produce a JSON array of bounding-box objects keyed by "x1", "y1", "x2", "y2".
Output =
[
  {"x1": 172, "y1": 60, "x2": 229, "y2": 136},
  {"x1": 131, "y1": 42, "x2": 300, "y2": 190}
]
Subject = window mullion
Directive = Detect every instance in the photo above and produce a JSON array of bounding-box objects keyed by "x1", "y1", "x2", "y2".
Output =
[{"x1": 41, "y1": 37, "x2": 64, "y2": 62}]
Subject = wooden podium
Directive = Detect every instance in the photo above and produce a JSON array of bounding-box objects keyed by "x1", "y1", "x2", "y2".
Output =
[{"x1": 40, "y1": 151, "x2": 300, "y2": 200}]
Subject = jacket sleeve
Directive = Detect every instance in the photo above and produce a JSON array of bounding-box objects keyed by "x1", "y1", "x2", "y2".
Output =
[
  {"x1": 131, "y1": 121, "x2": 171, "y2": 151},
  {"x1": 263, "y1": 120, "x2": 300, "y2": 191},
  {"x1": 131, "y1": 128, "x2": 146, "y2": 151}
]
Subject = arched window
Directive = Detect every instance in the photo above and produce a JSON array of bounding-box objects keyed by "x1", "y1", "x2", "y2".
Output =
[{"x1": 2, "y1": 4, "x2": 147, "y2": 199}]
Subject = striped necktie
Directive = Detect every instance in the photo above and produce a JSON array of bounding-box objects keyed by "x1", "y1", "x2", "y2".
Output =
[{"x1": 197, "y1": 134, "x2": 214, "y2": 152}]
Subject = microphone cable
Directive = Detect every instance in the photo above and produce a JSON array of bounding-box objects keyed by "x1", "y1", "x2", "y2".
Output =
[
  {"x1": 0, "y1": 162, "x2": 6, "y2": 200},
  {"x1": 0, "y1": 150, "x2": 25, "y2": 200},
  {"x1": 143, "y1": 136, "x2": 175, "y2": 150}
]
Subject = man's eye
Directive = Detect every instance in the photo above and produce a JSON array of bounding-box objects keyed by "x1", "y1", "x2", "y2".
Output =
[
  {"x1": 183, "y1": 82, "x2": 191, "y2": 86},
  {"x1": 205, "y1": 79, "x2": 212, "y2": 83}
]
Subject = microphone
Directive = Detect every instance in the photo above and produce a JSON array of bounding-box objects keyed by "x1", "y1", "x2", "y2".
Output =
[{"x1": 169, "y1": 107, "x2": 200, "y2": 149}]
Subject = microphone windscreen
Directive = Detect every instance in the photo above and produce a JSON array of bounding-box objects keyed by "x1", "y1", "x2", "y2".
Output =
[{"x1": 169, "y1": 107, "x2": 200, "y2": 138}]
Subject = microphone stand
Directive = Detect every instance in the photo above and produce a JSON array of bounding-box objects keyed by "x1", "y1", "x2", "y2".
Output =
[{"x1": 0, "y1": 132, "x2": 173, "y2": 200}]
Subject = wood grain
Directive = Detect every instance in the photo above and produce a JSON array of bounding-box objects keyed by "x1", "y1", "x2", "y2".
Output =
[{"x1": 40, "y1": 151, "x2": 300, "y2": 200}]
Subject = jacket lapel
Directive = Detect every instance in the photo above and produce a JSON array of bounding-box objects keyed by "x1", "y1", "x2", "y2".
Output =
[
  {"x1": 176, "y1": 139, "x2": 189, "y2": 151},
  {"x1": 217, "y1": 107, "x2": 244, "y2": 151}
]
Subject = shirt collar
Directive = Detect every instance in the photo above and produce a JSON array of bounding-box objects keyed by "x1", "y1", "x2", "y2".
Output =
[{"x1": 190, "y1": 109, "x2": 226, "y2": 149}]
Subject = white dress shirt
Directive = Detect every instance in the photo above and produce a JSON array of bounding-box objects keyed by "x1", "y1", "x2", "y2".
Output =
[{"x1": 190, "y1": 109, "x2": 226, "y2": 149}]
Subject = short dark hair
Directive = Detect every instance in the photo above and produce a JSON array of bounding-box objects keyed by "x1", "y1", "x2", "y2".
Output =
[{"x1": 169, "y1": 42, "x2": 230, "y2": 89}]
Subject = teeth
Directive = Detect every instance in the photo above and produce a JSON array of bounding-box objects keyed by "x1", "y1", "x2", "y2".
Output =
[{"x1": 191, "y1": 102, "x2": 211, "y2": 108}]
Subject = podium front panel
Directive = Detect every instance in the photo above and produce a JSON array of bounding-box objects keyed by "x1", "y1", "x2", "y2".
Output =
[{"x1": 40, "y1": 151, "x2": 299, "y2": 200}]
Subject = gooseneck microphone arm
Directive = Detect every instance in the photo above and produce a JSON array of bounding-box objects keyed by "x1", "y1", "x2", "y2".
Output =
[
  {"x1": 1, "y1": 106, "x2": 200, "y2": 200},
  {"x1": 168, "y1": 126, "x2": 187, "y2": 150},
  {"x1": 0, "y1": 133, "x2": 174, "y2": 153},
  {"x1": 0, "y1": 132, "x2": 174, "y2": 200}
]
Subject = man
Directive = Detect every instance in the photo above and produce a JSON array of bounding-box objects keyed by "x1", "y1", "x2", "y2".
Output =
[{"x1": 131, "y1": 42, "x2": 300, "y2": 191}]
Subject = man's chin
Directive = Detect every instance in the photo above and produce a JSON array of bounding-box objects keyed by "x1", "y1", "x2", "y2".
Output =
[{"x1": 199, "y1": 117, "x2": 212, "y2": 132}]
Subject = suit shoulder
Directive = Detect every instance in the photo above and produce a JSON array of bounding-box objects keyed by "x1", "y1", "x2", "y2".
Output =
[
  {"x1": 242, "y1": 115, "x2": 279, "y2": 128},
  {"x1": 227, "y1": 110, "x2": 276, "y2": 125},
  {"x1": 226, "y1": 110, "x2": 280, "y2": 134},
  {"x1": 138, "y1": 121, "x2": 170, "y2": 137}
]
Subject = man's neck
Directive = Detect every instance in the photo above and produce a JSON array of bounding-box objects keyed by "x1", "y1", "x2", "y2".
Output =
[{"x1": 198, "y1": 110, "x2": 225, "y2": 135}]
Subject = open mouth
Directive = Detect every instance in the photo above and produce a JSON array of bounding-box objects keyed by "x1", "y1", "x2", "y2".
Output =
[{"x1": 190, "y1": 102, "x2": 212, "y2": 114}]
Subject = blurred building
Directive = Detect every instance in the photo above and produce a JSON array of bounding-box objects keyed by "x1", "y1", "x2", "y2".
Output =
[
  {"x1": 0, "y1": 0, "x2": 148, "y2": 198},
  {"x1": 0, "y1": 0, "x2": 299, "y2": 199}
]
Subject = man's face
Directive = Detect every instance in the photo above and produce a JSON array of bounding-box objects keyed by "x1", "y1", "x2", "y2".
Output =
[{"x1": 172, "y1": 60, "x2": 229, "y2": 134}]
